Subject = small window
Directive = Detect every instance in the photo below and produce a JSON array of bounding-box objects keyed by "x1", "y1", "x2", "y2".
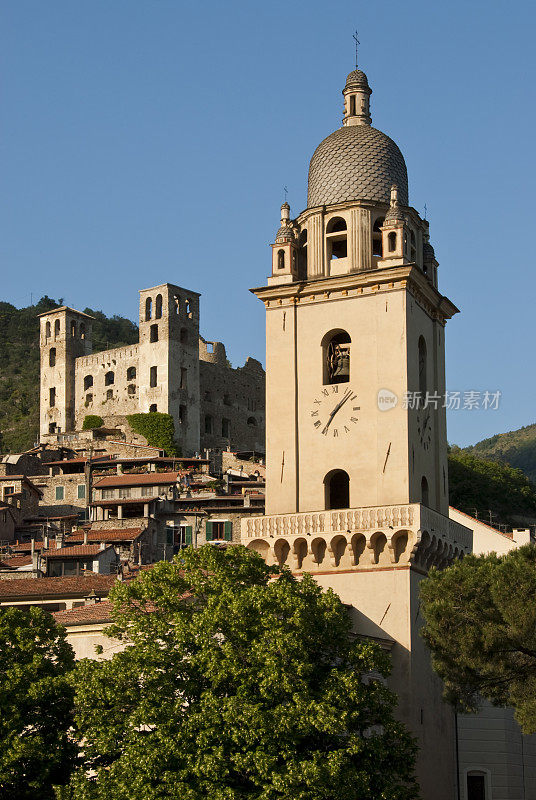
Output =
[
  {"x1": 106, "y1": 389, "x2": 113, "y2": 400},
  {"x1": 467, "y1": 772, "x2": 487, "y2": 800},
  {"x1": 388, "y1": 231, "x2": 397, "y2": 252},
  {"x1": 326, "y1": 217, "x2": 347, "y2": 260},
  {"x1": 277, "y1": 249, "x2": 285, "y2": 269},
  {"x1": 180, "y1": 328, "x2": 188, "y2": 344},
  {"x1": 84, "y1": 375, "x2": 93, "y2": 390},
  {"x1": 145, "y1": 297, "x2": 152, "y2": 321},
  {"x1": 101, "y1": 488, "x2": 114, "y2": 500},
  {"x1": 85, "y1": 393, "x2": 93, "y2": 405},
  {"x1": 118, "y1": 488, "x2": 131, "y2": 499},
  {"x1": 155, "y1": 294, "x2": 163, "y2": 319},
  {"x1": 247, "y1": 416, "x2": 257, "y2": 427},
  {"x1": 70, "y1": 320, "x2": 76, "y2": 337},
  {"x1": 180, "y1": 368, "x2": 187, "y2": 389},
  {"x1": 49, "y1": 348, "x2": 56, "y2": 367},
  {"x1": 49, "y1": 422, "x2": 56, "y2": 434},
  {"x1": 150, "y1": 324, "x2": 159, "y2": 342},
  {"x1": 77, "y1": 484, "x2": 86, "y2": 499},
  {"x1": 49, "y1": 387, "x2": 56, "y2": 407},
  {"x1": 149, "y1": 404, "x2": 157, "y2": 413},
  {"x1": 410, "y1": 230, "x2": 416, "y2": 262},
  {"x1": 45, "y1": 321, "x2": 51, "y2": 338},
  {"x1": 223, "y1": 394, "x2": 231, "y2": 406},
  {"x1": 127, "y1": 366, "x2": 136, "y2": 380},
  {"x1": 150, "y1": 366, "x2": 157, "y2": 387},
  {"x1": 4, "y1": 486, "x2": 14, "y2": 496},
  {"x1": 55, "y1": 486, "x2": 64, "y2": 501},
  {"x1": 54, "y1": 319, "x2": 60, "y2": 338},
  {"x1": 179, "y1": 404, "x2": 187, "y2": 424},
  {"x1": 174, "y1": 296, "x2": 180, "y2": 315},
  {"x1": 80, "y1": 323, "x2": 86, "y2": 339},
  {"x1": 127, "y1": 384, "x2": 136, "y2": 395},
  {"x1": 185, "y1": 299, "x2": 192, "y2": 317},
  {"x1": 222, "y1": 418, "x2": 230, "y2": 438},
  {"x1": 141, "y1": 486, "x2": 154, "y2": 496},
  {"x1": 326, "y1": 217, "x2": 347, "y2": 233},
  {"x1": 204, "y1": 415, "x2": 213, "y2": 435},
  {"x1": 325, "y1": 470, "x2": 349, "y2": 510},
  {"x1": 105, "y1": 371, "x2": 114, "y2": 386}
]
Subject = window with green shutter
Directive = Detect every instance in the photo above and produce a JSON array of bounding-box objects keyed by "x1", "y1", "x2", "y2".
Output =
[
  {"x1": 55, "y1": 486, "x2": 64, "y2": 501},
  {"x1": 184, "y1": 525, "x2": 193, "y2": 545},
  {"x1": 224, "y1": 521, "x2": 233, "y2": 541},
  {"x1": 205, "y1": 520, "x2": 213, "y2": 541},
  {"x1": 77, "y1": 484, "x2": 86, "y2": 499}
]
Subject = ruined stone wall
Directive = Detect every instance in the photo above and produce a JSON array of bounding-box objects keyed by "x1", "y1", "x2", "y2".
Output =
[
  {"x1": 74, "y1": 344, "x2": 140, "y2": 429},
  {"x1": 199, "y1": 339, "x2": 265, "y2": 454}
]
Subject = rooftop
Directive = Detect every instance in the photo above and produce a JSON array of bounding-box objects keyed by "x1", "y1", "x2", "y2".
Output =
[
  {"x1": 0, "y1": 573, "x2": 118, "y2": 599},
  {"x1": 94, "y1": 472, "x2": 179, "y2": 488}
]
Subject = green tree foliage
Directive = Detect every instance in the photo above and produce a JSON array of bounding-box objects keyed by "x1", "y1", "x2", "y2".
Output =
[
  {"x1": 126, "y1": 412, "x2": 180, "y2": 456},
  {"x1": 420, "y1": 544, "x2": 536, "y2": 733},
  {"x1": 82, "y1": 415, "x2": 104, "y2": 430},
  {"x1": 68, "y1": 546, "x2": 417, "y2": 799},
  {"x1": 462, "y1": 423, "x2": 536, "y2": 483},
  {"x1": 448, "y1": 451, "x2": 536, "y2": 524},
  {"x1": 0, "y1": 606, "x2": 76, "y2": 799},
  {"x1": 0, "y1": 298, "x2": 138, "y2": 453}
]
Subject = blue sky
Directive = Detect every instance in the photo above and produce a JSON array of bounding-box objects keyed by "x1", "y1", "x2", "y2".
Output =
[{"x1": 2, "y1": 0, "x2": 535, "y2": 447}]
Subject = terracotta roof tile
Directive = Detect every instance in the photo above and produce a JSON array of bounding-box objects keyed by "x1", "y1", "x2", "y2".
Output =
[
  {"x1": 44, "y1": 545, "x2": 112, "y2": 558},
  {"x1": 53, "y1": 601, "x2": 114, "y2": 626},
  {"x1": 94, "y1": 472, "x2": 179, "y2": 488},
  {"x1": 66, "y1": 528, "x2": 142, "y2": 543},
  {"x1": 0, "y1": 574, "x2": 118, "y2": 598},
  {"x1": 0, "y1": 555, "x2": 32, "y2": 568}
]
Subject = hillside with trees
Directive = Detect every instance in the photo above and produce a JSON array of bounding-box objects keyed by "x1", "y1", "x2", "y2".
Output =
[
  {"x1": 0, "y1": 297, "x2": 138, "y2": 453},
  {"x1": 461, "y1": 424, "x2": 536, "y2": 483}
]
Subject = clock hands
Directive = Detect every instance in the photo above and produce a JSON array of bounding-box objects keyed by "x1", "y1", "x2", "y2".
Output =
[{"x1": 321, "y1": 388, "x2": 353, "y2": 435}]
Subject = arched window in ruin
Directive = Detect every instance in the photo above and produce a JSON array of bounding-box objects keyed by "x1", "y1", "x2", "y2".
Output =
[
  {"x1": 326, "y1": 217, "x2": 347, "y2": 260},
  {"x1": 388, "y1": 231, "x2": 397, "y2": 252},
  {"x1": 83, "y1": 375, "x2": 93, "y2": 391},
  {"x1": 105, "y1": 371, "x2": 114, "y2": 386},
  {"x1": 322, "y1": 329, "x2": 351, "y2": 385},
  {"x1": 150, "y1": 324, "x2": 158, "y2": 343},
  {"x1": 80, "y1": 323, "x2": 86, "y2": 339},
  {"x1": 247, "y1": 416, "x2": 257, "y2": 426},
  {"x1": 70, "y1": 320, "x2": 76, "y2": 337},
  {"x1": 150, "y1": 366, "x2": 157, "y2": 388},
  {"x1": 127, "y1": 384, "x2": 136, "y2": 395},
  {"x1": 126, "y1": 366, "x2": 136, "y2": 381},
  {"x1": 106, "y1": 389, "x2": 113, "y2": 400},
  {"x1": 421, "y1": 476, "x2": 429, "y2": 507},
  {"x1": 145, "y1": 297, "x2": 152, "y2": 321},
  {"x1": 418, "y1": 336, "x2": 427, "y2": 400},
  {"x1": 155, "y1": 294, "x2": 163, "y2": 319},
  {"x1": 45, "y1": 321, "x2": 51, "y2": 339},
  {"x1": 277, "y1": 249, "x2": 285, "y2": 270},
  {"x1": 372, "y1": 217, "x2": 384, "y2": 257},
  {"x1": 49, "y1": 348, "x2": 56, "y2": 367},
  {"x1": 324, "y1": 469, "x2": 350, "y2": 510},
  {"x1": 54, "y1": 320, "x2": 60, "y2": 339}
]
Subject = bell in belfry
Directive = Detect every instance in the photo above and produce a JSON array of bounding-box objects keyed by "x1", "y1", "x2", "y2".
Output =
[{"x1": 330, "y1": 343, "x2": 350, "y2": 383}]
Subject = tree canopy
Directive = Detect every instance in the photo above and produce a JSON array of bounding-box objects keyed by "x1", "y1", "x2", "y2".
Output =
[
  {"x1": 68, "y1": 545, "x2": 417, "y2": 799},
  {"x1": 420, "y1": 544, "x2": 536, "y2": 733},
  {"x1": 0, "y1": 606, "x2": 76, "y2": 800}
]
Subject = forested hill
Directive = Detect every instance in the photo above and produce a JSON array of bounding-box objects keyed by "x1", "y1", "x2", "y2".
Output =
[
  {"x1": 0, "y1": 297, "x2": 138, "y2": 453},
  {"x1": 461, "y1": 424, "x2": 536, "y2": 484}
]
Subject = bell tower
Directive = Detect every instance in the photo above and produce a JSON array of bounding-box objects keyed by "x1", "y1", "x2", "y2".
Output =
[{"x1": 243, "y1": 66, "x2": 472, "y2": 800}]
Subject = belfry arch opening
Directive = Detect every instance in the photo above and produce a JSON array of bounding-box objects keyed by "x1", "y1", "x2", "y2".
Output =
[
  {"x1": 322, "y1": 329, "x2": 351, "y2": 385},
  {"x1": 277, "y1": 249, "x2": 285, "y2": 270},
  {"x1": 326, "y1": 217, "x2": 347, "y2": 261},
  {"x1": 324, "y1": 469, "x2": 350, "y2": 510},
  {"x1": 372, "y1": 217, "x2": 384, "y2": 257}
]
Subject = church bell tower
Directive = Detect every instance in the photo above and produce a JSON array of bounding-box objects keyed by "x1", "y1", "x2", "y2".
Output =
[{"x1": 242, "y1": 66, "x2": 472, "y2": 800}]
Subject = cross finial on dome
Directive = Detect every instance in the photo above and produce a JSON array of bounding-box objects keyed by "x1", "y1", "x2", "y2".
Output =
[{"x1": 353, "y1": 30, "x2": 360, "y2": 70}]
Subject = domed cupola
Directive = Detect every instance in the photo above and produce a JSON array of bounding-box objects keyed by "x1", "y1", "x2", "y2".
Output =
[{"x1": 307, "y1": 69, "x2": 408, "y2": 208}]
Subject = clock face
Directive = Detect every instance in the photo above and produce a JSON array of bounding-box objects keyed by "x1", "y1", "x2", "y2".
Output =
[
  {"x1": 417, "y1": 410, "x2": 432, "y2": 450},
  {"x1": 310, "y1": 384, "x2": 360, "y2": 437}
]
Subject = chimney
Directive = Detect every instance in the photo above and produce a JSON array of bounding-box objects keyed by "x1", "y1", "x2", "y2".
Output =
[{"x1": 83, "y1": 529, "x2": 88, "y2": 545}]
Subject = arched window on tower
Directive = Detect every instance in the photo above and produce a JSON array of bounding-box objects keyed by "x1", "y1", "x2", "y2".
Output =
[
  {"x1": 70, "y1": 320, "x2": 76, "y2": 337},
  {"x1": 410, "y1": 230, "x2": 416, "y2": 262},
  {"x1": 322, "y1": 329, "x2": 351, "y2": 385},
  {"x1": 372, "y1": 217, "x2": 384, "y2": 257},
  {"x1": 80, "y1": 323, "x2": 86, "y2": 339},
  {"x1": 45, "y1": 321, "x2": 51, "y2": 339},
  {"x1": 388, "y1": 232, "x2": 397, "y2": 252},
  {"x1": 84, "y1": 375, "x2": 93, "y2": 391},
  {"x1": 326, "y1": 217, "x2": 347, "y2": 260},
  {"x1": 155, "y1": 294, "x2": 163, "y2": 319},
  {"x1": 277, "y1": 249, "x2": 285, "y2": 270},
  {"x1": 49, "y1": 348, "x2": 56, "y2": 367},
  {"x1": 54, "y1": 320, "x2": 60, "y2": 339},
  {"x1": 126, "y1": 366, "x2": 136, "y2": 381},
  {"x1": 324, "y1": 469, "x2": 350, "y2": 510},
  {"x1": 105, "y1": 371, "x2": 114, "y2": 386},
  {"x1": 145, "y1": 297, "x2": 152, "y2": 321},
  {"x1": 418, "y1": 336, "x2": 427, "y2": 402},
  {"x1": 298, "y1": 229, "x2": 308, "y2": 278},
  {"x1": 421, "y1": 476, "x2": 429, "y2": 507}
]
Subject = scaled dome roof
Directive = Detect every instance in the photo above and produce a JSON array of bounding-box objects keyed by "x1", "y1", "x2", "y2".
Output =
[{"x1": 307, "y1": 125, "x2": 408, "y2": 208}]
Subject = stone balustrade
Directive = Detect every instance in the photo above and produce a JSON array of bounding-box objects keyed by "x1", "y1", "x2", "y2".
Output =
[{"x1": 241, "y1": 503, "x2": 472, "y2": 572}]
